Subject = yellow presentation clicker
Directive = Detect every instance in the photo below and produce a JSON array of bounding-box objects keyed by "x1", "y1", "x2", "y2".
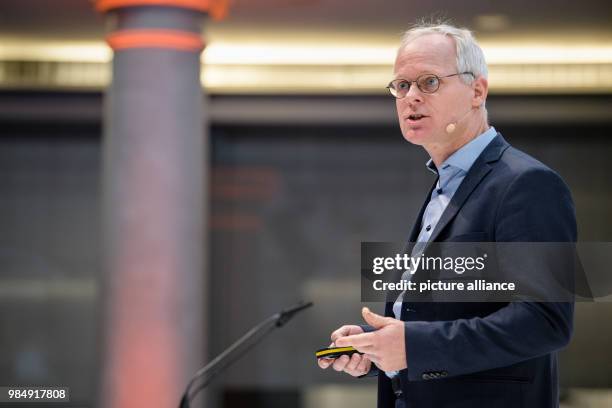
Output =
[{"x1": 315, "y1": 346, "x2": 362, "y2": 360}]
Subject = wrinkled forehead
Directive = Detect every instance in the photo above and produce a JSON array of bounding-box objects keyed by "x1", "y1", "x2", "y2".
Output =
[{"x1": 393, "y1": 34, "x2": 457, "y2": 78}]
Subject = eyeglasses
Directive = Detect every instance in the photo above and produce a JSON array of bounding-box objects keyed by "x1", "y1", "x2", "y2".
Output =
[{"x1": 386, "y1": 72, "x2": 474, "y2": 98}]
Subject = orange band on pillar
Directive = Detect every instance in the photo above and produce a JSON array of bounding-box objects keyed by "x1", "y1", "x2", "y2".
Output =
[
  {"x1": 106, "y1": 29, "x2": 205, "y2": 51},
  {"x1": 96, "y1": 0, "x2": 229, "y2": 20}
]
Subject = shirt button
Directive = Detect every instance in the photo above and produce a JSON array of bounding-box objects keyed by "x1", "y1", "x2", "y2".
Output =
[
  {"x1": 425, "y1": 225, "x2": 431, "y2": 231},
  {"x1": 436, "y1": 188, "x2": 443, "y2": 194}
]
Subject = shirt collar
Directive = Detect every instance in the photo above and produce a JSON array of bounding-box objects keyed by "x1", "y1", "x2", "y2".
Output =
[{"x1": 426, "y1": 126, "x2": 498, "y2": 175}]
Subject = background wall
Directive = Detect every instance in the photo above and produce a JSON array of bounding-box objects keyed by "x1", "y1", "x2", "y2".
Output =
[{"x1": 0, "y1": 91, "x2": 611, "y2": 407}]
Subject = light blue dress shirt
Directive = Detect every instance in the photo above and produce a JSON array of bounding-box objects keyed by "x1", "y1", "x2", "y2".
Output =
[{"x1": 385, "y1": 126, "x2": 498, "y2": 378}]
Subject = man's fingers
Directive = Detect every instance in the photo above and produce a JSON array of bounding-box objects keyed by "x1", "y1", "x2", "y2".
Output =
[
  {"x1": 362, "y1": 307, "x2": 391, "y2": 330},
  {"x1": 318, "y1": 358, "x2": 333, "y2": 369},
  {"x1": 332, "y1": 355, "x2": 350, "y2": 371},
  {"x1": 330, "y1": 326, "x2": 351, "y2": 342},
  {"x1": 322, "y1": 325, "x2": 375, "y2": 376},
  {"x1": 356, "y1": 355, "x2": 371, "y2": 373},
  {"x1": 331, "y1": 325, "x2": 364, "y2": 342},
  {"x1": 345, "y1": 353, "x2": 361, "y2": 372},
  {"x1": 334, "y1": 332, "x2": 376, "y2": 348},
  {"x1": 319, "y1": 353, "x2": 371, "y2": 377}
]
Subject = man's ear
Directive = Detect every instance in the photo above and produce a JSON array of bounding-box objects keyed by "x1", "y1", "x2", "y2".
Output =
[{"x1": 472, "y1": 76, "x2": 488, "y2": 108}]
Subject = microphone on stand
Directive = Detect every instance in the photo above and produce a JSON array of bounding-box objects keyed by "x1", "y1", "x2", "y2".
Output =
[
  {"x1": 445, "y1": 105, "x2": 479, "y2": 134},
  {"x1": 179, "y1": 301, "x2": 313, "y2": 408}
]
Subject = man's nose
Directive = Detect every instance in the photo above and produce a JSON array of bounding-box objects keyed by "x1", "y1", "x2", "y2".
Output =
[
  {"x1": 397, "y1": 85, "x2": 422, "y2": 111},
  {"x1": 404, "y1": 82, "x2": 423, "y2": 104}
]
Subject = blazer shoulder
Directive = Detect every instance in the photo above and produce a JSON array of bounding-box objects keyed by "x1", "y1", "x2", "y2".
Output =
[
  {"x1": 487, "y1": 141, "x2": 574, "y2": 214},
  {"x1": 497, "y1": 144, "x2": 567, "y2": 186}
]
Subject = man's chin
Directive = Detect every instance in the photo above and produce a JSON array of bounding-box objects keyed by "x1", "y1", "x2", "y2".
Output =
[{"x1": 402, "y1": 128, "x2": 431, "y2": 145}]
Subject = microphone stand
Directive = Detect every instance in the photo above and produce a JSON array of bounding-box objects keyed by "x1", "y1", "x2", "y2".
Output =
[{"x1": 179, "y1": 301, "x2": 313, "y2": 408}]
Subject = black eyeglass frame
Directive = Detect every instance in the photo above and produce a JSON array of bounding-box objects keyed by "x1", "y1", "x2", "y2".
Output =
[{"x1": 386, "y1": 72, "x2": 475, "y2": 98}]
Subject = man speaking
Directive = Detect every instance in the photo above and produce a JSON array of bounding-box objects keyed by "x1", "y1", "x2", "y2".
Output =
[{"x1": 318, "y1": 23, "x2": 576, "y2": 408}]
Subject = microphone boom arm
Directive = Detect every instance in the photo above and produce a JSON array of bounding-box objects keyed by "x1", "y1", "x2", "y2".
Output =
[{"x1": 179, "y1": 301, "x2": 313, "y2": 408}]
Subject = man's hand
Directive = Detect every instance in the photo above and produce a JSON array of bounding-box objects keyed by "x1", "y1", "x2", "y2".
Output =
[
  {"x1": 334, "y1": 307, "x2": 407, "y2": 372},
  {"x1": 317, "y1": 324, "x2": 372, "y2": 377}
]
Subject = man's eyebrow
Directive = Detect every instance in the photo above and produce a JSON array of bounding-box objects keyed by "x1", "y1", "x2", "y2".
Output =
[
  {"x1": 392, "y1": 70, "x2": 439, "y2": 80},
  {"x1": 415, "y1": 69, "x2": 440, "y2": 76}
]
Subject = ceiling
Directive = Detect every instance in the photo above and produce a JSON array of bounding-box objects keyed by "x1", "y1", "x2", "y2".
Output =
[
  {"x1": 0, "y1": 0, "x2": 610, "y2": 43},
  {"x1": 0, "y1": 0, "x2": 610, "y2": 94}
]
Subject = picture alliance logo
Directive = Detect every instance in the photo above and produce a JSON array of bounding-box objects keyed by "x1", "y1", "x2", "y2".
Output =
[{"x1": 371, "y1": 253, "x2": 488, "y2": 275}]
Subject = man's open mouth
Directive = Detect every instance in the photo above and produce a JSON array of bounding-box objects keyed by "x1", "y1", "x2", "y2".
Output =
[{"x1": 406, "y1": 114, "x2": 428, "y2": 121}]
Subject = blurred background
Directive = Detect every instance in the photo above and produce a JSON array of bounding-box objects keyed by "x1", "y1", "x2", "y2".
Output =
[{"x1": 1, "y1": 0, "x2": 611, "y2": 407}]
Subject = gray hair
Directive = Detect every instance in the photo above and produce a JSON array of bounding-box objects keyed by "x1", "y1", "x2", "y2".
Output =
[{"x1": 399, "y1": 22, "x2": 489, "y2": 111}]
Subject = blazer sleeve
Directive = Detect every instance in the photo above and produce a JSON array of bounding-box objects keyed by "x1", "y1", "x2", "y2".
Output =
[{"x1": 403, "y1": 167, "x2": 576, "y2": 382}]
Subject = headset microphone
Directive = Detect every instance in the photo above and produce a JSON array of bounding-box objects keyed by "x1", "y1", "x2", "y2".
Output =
[{"x1": 445, "y1": 106, "x2": 479, "y2": 134}]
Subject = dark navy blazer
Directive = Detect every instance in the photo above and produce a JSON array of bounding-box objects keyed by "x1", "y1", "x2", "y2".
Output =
[{"x1": 369, "y1": 133, "x2": 576, "y2": 408}]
